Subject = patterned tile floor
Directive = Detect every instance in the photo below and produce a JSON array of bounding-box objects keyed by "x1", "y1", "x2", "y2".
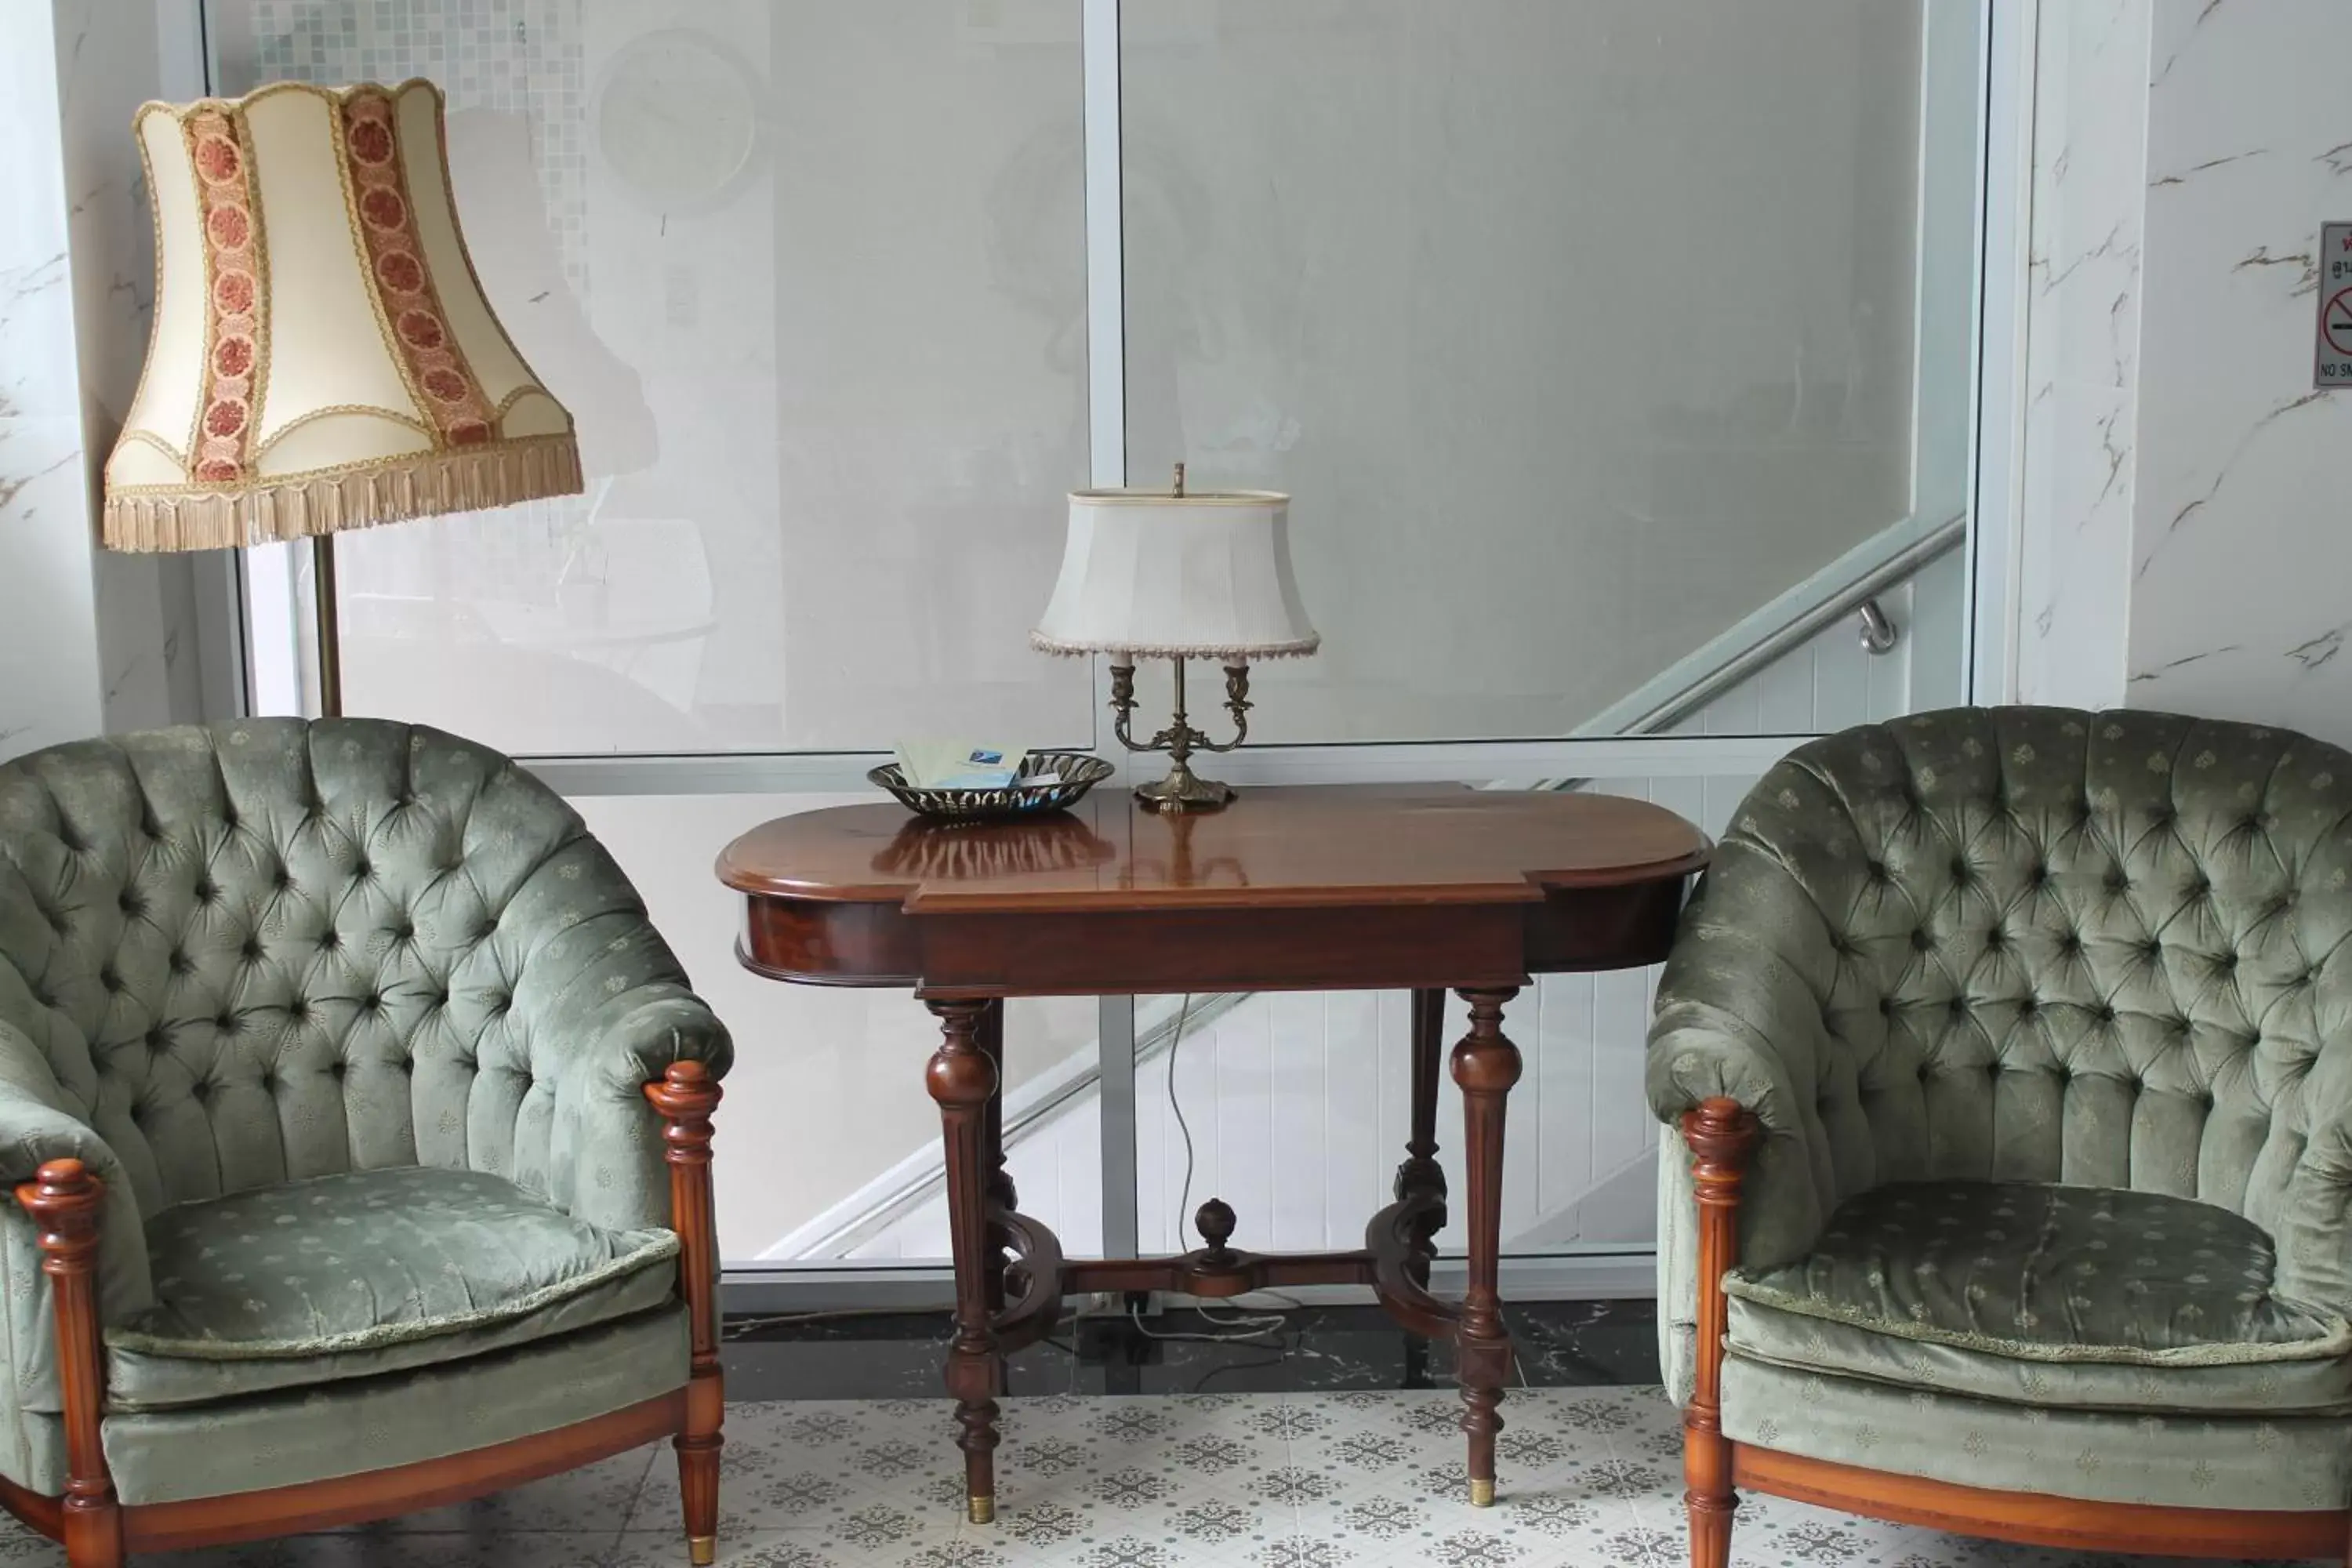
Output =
[{"x1": 0, "y1": 1385, "x2": 2309, "y2": 1566}]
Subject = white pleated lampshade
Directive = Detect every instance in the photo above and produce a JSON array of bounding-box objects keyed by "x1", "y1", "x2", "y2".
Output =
[
  {"x1": 101, "y1": 79, "x2": 581, "y2": 552},
  {"x1": 1031, "y1": 488, "x2": 1319, "y2": 661}
]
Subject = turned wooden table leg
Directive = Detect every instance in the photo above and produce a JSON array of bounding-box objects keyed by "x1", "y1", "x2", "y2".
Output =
[
  {"x1": 976, "y1": 999, "x2": 1015, "y2": 1315},
  {"x1": 1451, "y1": 986, "x2": 1521, "y2": 1508},
  {"x1": 928, "y1": 998, "x2": 1004, "y2": 1524},
  {"x1": 1680, "y1": 1097, "x2": 1759, "y2": 1568},
  {"x1": 16, "y1": 1160, "x2": 120, "y2": 1568},
  {"x1": 1394, "y1": 989, "x2": 1448, "y2": 1289},
  {"x1": 647, "y1": 1062, "x2": 725, "y2": 1567}
]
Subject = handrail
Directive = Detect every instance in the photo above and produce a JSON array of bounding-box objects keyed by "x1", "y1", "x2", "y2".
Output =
[{"x1": 1599, "y1": 513, "x2": 1967, "y2": 739}]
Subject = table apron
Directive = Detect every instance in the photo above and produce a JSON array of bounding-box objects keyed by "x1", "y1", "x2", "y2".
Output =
[
  {"x1": 736, "y1": 876, "x2": 1689, "y2": 994},
  {"x1": 916, "y1": 903, "x2": 1531, "y2": 996}
]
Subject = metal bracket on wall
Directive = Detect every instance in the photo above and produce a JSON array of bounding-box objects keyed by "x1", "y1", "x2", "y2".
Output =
[{"x1": 1855, "y1": 600, "x2": 1900, "y2": 655}]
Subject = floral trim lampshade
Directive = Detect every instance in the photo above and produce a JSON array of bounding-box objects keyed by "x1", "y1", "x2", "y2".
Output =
[{"x1": 101, "y1": 79, "x2": 581, "y2": 551}]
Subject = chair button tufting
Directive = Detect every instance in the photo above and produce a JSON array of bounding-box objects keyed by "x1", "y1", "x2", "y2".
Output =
[
  {"x1": 240, "y1": 938, "x2": 263, "y2": 963},
  {"x1": 1947, "y1": 997, "x2": 1969, "y2": 1019},
  {"x1": 1877, "y1": 996, "x2": 1894, "y2": 1017},
  {"x1": 215, "y1": 1011, "x2": 236, "y2": 1033},
  {"x1": 169, "y1": 949, "x2": 193, "y2": 976},
  {"x1": 194, "y1": 878, "x2": 218, "y2": 905},
  {"x1": 2096, "y1": 1004, "x2": 2117, "y2": 1023},
  {"x1": 1911, "y1": 928, "x2": 1933, "y2": 952},
  {"x1": 2060, "y1": 932, "x2": 2083, "y2": 955},
  {"x1": 145, "y1": 1026, "x2": 167, "y2": 1050},
  {"x1": 99, "y1": 967, "x2": 120, "y2": 993},
  {"x1": 399, "y1": 1058, "x2": 415, "y2": 1076},
  {"x1": 2029, "y1": 863, "x2": 2050, "y2": 887},
  {"x1": 354, "y1": 858, "x2": 372, "y2": 880},
  {"x1": 2019, "y1": 997, "x2": 2040, "y2": 1018},
  {"x1": 1867, "y1": 860, "x2": 1889, "y2": 883},
  {"x1": 118, "y1": 890, "x2": 144, "y2": 916},
  {"x1": 2219, "y1": 952, "x2": 2239, "y2": 971}
]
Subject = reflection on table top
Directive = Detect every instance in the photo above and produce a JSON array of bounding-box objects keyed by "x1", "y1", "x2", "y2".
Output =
[{"x1": 716, "y1": 784, "x2": 1709, "y2": 913}]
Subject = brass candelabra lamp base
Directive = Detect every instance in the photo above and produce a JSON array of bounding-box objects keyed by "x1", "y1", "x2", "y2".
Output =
[{"x1": 1110, "y1": 657, "x2": 1250, "y2": 814}]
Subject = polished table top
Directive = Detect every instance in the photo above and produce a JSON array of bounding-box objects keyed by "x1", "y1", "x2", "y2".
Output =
[
  {"x1": 717, "y1": 783, "x2": 1709, "y2": 913},
  {"x1": 717, "y1": 785, "x2": 1709, "y2": 996}
]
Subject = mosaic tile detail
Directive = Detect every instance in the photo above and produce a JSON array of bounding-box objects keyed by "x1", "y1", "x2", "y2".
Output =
[{"x1": 0, "y1": 1385, "x2": 2242, "y2": 1563}]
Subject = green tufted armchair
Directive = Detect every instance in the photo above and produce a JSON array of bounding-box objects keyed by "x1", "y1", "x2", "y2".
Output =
[
  {"x1": 0, "y1": 719, "x2": 731, "y2": 1567},
  {"x1": 1650, "y1": 707, "x2": 2352, "y2": 1566}
]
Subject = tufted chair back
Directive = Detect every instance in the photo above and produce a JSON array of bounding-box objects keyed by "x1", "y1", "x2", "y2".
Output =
[
  {"x1": 0, "y1": 719, "x2": 668, "y2": 1221},
  {"x1": 1661, "y1": 706, "x2": 2352, "y2": 1310}
]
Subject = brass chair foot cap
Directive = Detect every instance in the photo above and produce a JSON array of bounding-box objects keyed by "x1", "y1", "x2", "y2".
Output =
[
  {"x1": 1468, "y1": 1479, "x2": 1495, "y2": 1508},
  {"x1": 969, "y1": 1496, "x2": 996, "y2": 1525},
  {"x1": 688, "y1": 1535, "x2": 717, "y2": 1565}
]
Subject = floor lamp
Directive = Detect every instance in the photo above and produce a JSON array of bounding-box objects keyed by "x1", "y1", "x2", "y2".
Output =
[{"x1": 100, "y1": 79, "x2": 580, "y2": 716}]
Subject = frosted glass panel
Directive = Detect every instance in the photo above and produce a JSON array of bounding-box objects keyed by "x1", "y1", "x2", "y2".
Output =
[
  {"x1": 1121, "y1": 0, "x2": 1969, "y2": 742},
  {"x1": 208, "y1": 2, "x2": 1094, "y2": 754}
]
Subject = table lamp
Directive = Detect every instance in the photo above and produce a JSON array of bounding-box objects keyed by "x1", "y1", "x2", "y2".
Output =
[
  {"x1": 100, "y1": 79, "x2": 582, "y2": 715},
  {"x1": 1032, "y1": 466, "x2": 1319, "y2": 811}
]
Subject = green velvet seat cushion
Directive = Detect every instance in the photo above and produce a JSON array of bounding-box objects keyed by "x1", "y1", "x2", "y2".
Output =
[
  {"x1": 1720, "y1": 1354, "x2": 2352, "y2": 1510},
  {"x1": 99, "y1": 1165, "x2": 679, "y2": 1412},
  {"x1": 103, "y1": 1305, "x2": 689, "y2": 1505},
  {"x1": 1725, "y1": 1179, "x2": 2352, "y2": 1414}
]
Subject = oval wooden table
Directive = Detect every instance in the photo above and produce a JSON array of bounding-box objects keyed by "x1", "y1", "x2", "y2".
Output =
[{"x1": 718, "y1": 784, "x2": 1707, "y2": 1523}]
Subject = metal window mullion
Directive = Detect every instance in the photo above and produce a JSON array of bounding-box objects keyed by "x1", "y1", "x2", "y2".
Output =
[
  {"x1": 1082, "y1": 0, "x2": 1140, "y2": 1265},
  {"x1": 1966, "y1": 0, "x2": 2035, "y2": 704}
]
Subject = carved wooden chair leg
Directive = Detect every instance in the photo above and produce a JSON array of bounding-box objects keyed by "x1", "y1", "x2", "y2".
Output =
[
  {"x1": 927, "y1": 1000, "x2": 1004, "y2": 1525},
  {"x1": 16, "y1": 1160, "x2": 122, "y2": 1568},
  {"x1": 1680, "y1": 1098, "x2": 1759, "y2": 1568},
  {"x1": 648, "y1": 1063, "x2": 726, "y2": 1566}
]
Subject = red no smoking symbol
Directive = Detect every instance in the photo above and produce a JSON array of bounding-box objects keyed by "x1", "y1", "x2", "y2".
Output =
[{"x1": 2328, "y1": 288, "x2": 2352, "y2": 357}]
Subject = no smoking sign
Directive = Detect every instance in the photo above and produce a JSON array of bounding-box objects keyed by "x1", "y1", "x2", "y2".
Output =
[{"x1": 2318, "y1": 223, "x2": 2352, "y2": 387}]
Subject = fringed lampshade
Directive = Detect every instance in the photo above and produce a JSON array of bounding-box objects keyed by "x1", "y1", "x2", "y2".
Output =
[{"x1": 102, "y1": 79, "x2": 581, "y2": 551}]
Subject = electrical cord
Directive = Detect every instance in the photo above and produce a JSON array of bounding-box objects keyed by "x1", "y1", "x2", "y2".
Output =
[{"x1": 1127, "y1": 992, "x2": 1290, "y2": 1345}]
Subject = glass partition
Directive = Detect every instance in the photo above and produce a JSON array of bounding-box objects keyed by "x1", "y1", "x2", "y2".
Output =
[
  {"x1": 209, "y1": 1, "x2": 1094, "y2": 756},
  {"x1": 205, "y1": 0, "x2": 1986, "y2": 1276},
  {"x1": 1121, "y1": 0, "x2": 1974, "y2": 743}
]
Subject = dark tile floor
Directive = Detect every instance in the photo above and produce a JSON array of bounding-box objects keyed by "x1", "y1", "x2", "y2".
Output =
[{"x1": 719, "y1": 1298, "x2": 1658, "y2": 1401}]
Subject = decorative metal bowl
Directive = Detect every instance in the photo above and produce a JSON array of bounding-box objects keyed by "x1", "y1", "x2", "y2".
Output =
[{"x1": 867, "y1": 750, "x2": 1114, "y2": 822}]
